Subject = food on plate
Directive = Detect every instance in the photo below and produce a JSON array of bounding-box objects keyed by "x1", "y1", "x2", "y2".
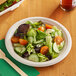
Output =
[
  {"x1": 0, "y1": 0, "x2": 7, "y2": 5},
  {"x1": 0, "y1": 0, "x2": 21, "y2": 12},
  {"x1": 11, "y1": 21, "x2": 65, "y2": 62}
]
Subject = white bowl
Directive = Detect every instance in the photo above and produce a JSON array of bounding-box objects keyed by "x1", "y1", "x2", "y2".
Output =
[
  {"x1": 5, "y1": 17, "x2": 72, "y2": 67},
  {"x1": 0, "y1": 0, "x2": 24, "y2": 16}
]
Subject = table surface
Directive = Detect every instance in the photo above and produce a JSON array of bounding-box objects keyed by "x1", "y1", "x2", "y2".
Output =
[{"x1": 0, "y1": 0, "x2": 76, "y2": 76}]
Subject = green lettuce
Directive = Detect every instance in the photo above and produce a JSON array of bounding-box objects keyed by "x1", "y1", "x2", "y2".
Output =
[
  {"x1": 26, "y1": 43, "x2": 35, "y2": 55},
  {"x1": 37, "y1": 30, "x2": 46, "y2": 40},
  {"x1": 46, "y1": 35, "x2": 53, "y2": 54},
  {"x1": 37, "y1": 53, "x2": 48, "y2": 62}
]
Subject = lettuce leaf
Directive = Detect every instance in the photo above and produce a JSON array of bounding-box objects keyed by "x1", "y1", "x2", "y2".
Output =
[
  {"x1": 26, "y1": 43, "x2": 35, "y2": 55},
  {"x1": 37, "y1": 53, "x2": 48, "y2": 62},
  {"x1": 37, "y1": 30, "x2": 46, "y2": 40}
]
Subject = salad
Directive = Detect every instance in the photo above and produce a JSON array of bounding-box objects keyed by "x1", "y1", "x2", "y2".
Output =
[
  {"x1": 0, "y1": 0, "x2": 21, "y2": 12},
  {"x1": 11, "y1": 21, "x2": 64, "y2": 62}
]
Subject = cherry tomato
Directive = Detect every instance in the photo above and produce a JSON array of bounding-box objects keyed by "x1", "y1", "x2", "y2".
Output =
[
  {"x1": 11, "y1": 36, "x2": 19, "y2": 43},
  {"x1": 38, "y1": 26, "x2": 45, "y2": 32},
  {"x1": 45, "y1": 24, "x2": 52, "y2": 29},
  {"x1": 40, "y1": 46, "x2": 49, "y2": 55},
  {"x1": 54, "y1": 36, "x2": 63, "y2": 44},
  {"x1": 19, "y1": 39, "x2": 28, "y2": 45}
]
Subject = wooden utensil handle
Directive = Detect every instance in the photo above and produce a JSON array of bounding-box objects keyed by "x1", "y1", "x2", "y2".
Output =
[{"x1": 3, "y1": 57, "x2": 28, "y2": 76}]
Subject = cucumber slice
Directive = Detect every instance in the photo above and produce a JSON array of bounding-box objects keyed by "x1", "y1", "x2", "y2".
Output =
[
  {"x1": 53, "y1": 42, "x2": 59, "y2": 53},
  {"x1": 13, "y1": 43, "x2": 24, "y2": 47},
  {"x1": 14, "y1": 46, "x2": 26, "y2": 56},
  {"x1": 28, "y1": 54, "x2": 39, "y2": 62},
  {"x1": 52, "y1": 52, "x2": 59, "y2": 58}
]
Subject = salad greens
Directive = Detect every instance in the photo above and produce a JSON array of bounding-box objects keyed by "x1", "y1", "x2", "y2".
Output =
[
  {"x1": 11, "y1": 21, "x2": 65, "y2": 62},
  {"x1": 37, "y1": 53, "x2": 48, "y2": 62},
  {"x1": 0, "y1": 0, "x2": 20, "y2": 12},
  {"x1": 26, "y1": 43, "x2": 35, "y2": 55}
]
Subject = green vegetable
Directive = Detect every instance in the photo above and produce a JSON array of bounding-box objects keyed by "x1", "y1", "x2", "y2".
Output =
[
  {"x1": 46, "y1": 35, "x2": 52, "y2": 54},
  {"x1": 28, "y1": 54, "x2": 39, "y2": 62},
  {"x1": 34, "y1": 39, "x2": 44, "y2": 44},
  {"x1": 16, "y1": 0, "x2": 20, "y2": 2},
  {"x1": 53, "y1": 42, "x2": 59, "y2": 53},
  {"x1": 57, "y1": 30, "x2": 63, "y2": 37},
  {"x1": 28, "y1": 37, "x2": 34, "y2": 43},
  {"x1": 26, "y1": 21, "x2": 43, "y2": 28},
  {"x1": 53, "y1": 26, "x2": 63, "y2": 37},
  {"x1": 37, "y1": 30, "x2": 46, "y2": 40},
  {"x1": 14, "y1": 46, "x2": 26, "y2": 56},
  {"x1": 13, "y1": 43, "x2": 24, "y2": 47},
  {"x1": 26, "y1": 43, "x2": 35, "y2": 55},
  {"x1": 58, "y1": 41, "x2": 64, "y2": 50},
  {"x1": 51, "y1": 32, "x2": 55, "y2": 37},
  {"x1": 0, "y1": 0, "x2": 20, "y2": 12},
  {"x1": 32, "y1": 21, "x2": 43, "y2": 28},
  {"x1": 46, "y1": 29, "x2": 55, "y2": 34},
  {"x1": 26, "y1": 21, "x2": 33, "y2": 28},
  {"x1": 37, "y1": 53, "x2": 48, "y2": 62},
  {"x1": 27, "y1": 29, "x2": 36, "y2": 37},
  {"x1": 52, "y1": 52, "x2": 59, "y2": 58},
  {"x1": 36, "y1": 43, "x2": 44, "y2": 47},
  {"x1": 53, "y1": 26, "x2": 59, "y2": 31}
]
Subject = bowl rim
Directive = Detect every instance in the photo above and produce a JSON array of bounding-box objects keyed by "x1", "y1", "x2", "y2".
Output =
[{"x1": 5, "y1": 17, "x2": 72, "y2": 67}]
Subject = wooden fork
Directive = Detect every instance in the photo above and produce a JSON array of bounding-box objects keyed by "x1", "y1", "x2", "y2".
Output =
[{"x1": 0, "y1": 49, "x2": 28, "y2": 76}]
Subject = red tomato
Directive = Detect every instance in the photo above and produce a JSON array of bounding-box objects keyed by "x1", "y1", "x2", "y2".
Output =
[
  {"x1": 11, "y1": 36, "x2": 19, "y2": 43},
  {"x1": 45, "y1": 24, "x2": 52, "y2": 29},
  {"x1": 40, "y1": 46, "x2": 49, "y2": 55},
  {"x1": 38, "y1": 26, "x2": 45, "y2": 32},
  {"x1": 19, "y1": 39, "x2": 28, "y2": 45}
]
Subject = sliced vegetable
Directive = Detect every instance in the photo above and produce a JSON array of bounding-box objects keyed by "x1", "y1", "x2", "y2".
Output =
[
  {"x1": 37, "y1": 53, "x2": 48, "y2": 62},
  {"x1": 14, "y1": 46, "x2": 26, "y2": 56},
  {"x1": 53, "y1": 42, "x2": 59, "y2": 53},
  {"x1": 38, "y1": 26, "x2": 45, "y2": 32},
  {"x1": 32, "y1": 21, "x2": 43, "y2": 28},
  {"x1": 27, "y1": 29, "x2": 36, "y2": 37},
  {"x1": 34, "y1": 39, "x2": 44, "y2": 44},
  {"x1": 13, "y1": 43, "x2": 24, "y2": 47},
  {"x1": 46, "y1": 29, "x2": 55, "y2": 34},
  {"x1": 28, "y1": 37, "x2": 34, "y2": 44},
  {"x1": 45, "y1": 24, "x2": 52, "y2": 29},
  {"x1": 46, "y1": 35, "x2": 52, "y2": 54},
  {"x1": 40, "y1": 46, "x2": 49, "y2": 55},
  {"x1": 28, "y1": 54, "x2": 39, "y2": 62},
  {"x1": 53, "y1": 26, "x2": 59, "y2": 31},
  {"x1": 35, "y1": 43, "x2": 44, "y2": 48},
  {"x1": 58, "y1": 41, "x2": 64, "y2": 50},
  {"x1": 19, "y1": 39, "x2": 28, "y2": 45},
  {"x1": 37, "y1": 30, "x2": 46, "y2": 40},
  {"x1": 11, "y1": 36, "x2": 19, "y2": 43},
  {"x1": 54, "y1": 36, "x2": 63, "y2": 45},
  {"x1": 52, "y1": 52, "x2": 59, "y2": 58},
  {"x1": 26, "y1": 43, "x2": 35, "y2": 55}
]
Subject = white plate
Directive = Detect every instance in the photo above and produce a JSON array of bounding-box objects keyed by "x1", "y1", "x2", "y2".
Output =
[
  {"x1": 0, "y1": 0, "x2": 24, "y2": 16},
  {"x1": 5, "y1": 17, "x2": 72, "y2": 67}
]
